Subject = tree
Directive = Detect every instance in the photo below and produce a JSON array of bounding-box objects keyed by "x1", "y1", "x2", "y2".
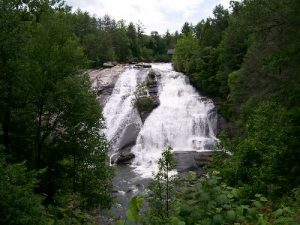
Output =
[
  {"x1": 144, "y1": 147, "x2": 177, "y2": 224},
  {"x1": 181, "y1": 22, "x2": 193, "y2": 36},
  {"x1": 172, "y1": 33, "x2": 197, "y2": 72},
  {"x1": 0, "y1": 0, "x2": 114, "y2": 213},
  {"x1": 0, "y1": 154, "x2": 50, "y2": 225}
]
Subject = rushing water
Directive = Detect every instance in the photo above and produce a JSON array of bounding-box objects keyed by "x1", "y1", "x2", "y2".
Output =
[
  {"x1": 102, "y1": 63, "x2": 218, "y2": 177},
  {"x1": 131, "y1": 63, "x2": 218, "y2": 177},
  {"x1": 102, "y1": 68, "x2": 147, "y2": 153},
  {"x1": 100, "y1": 63, "x2": 218, "y2": 221}
]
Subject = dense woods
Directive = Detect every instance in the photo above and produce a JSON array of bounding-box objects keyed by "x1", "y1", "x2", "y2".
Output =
[
  {"x1": 1, "y1": 0, "x2": 300, "y2": 224},
  {"x1": 169, "y1": 0, "x2": 300, "y2": 224},
  {"x1": 0, "y1": 0, "x2": 179, "y2": 223},
  {"x1": 69, "y1": 11, "x2": 178, "y2": 66}
]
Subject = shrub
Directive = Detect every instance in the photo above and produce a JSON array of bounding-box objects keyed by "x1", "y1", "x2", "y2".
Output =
[{"x1": 135, "y1": 96, "x2": 154, "y2": 113}]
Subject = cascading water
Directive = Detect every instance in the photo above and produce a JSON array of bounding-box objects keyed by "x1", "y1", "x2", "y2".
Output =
[
  {"x1": 102, "y1": 63, "x2": 218, "y2": 178},
  {"x1": 100, "y1": 63, "x2": 218, "y2": 220},
  {"x1": 131, "y1": 63, "x2": 218, "y2": 177},
  {"x1": 102, "y1": 68, "x2": 147, "y2": 155}
]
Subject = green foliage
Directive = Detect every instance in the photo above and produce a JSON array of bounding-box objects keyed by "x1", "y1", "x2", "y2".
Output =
[
  {"x1": 0, "y1": 1, "x2": 114, "y2": 223},
  {"x1": 126, "y1": 195, "x2": 144, "y2": 224},
  {"x1": 135, "y1": 96, "x2": 155, "y2": 113},
  {"x1": 48, "y1": 194, "x2": 97, "y2": 225},
  {"x1": 0, "y1": 155, "x2": 50, "y2": 225},
  {"x1": 143, "y1": 147, "x2": 178, "y2": 225},
  {"x1": 133, "y1": 81, "x2": 156, "y2": 113},
  {"x1": 70, "y1": 11, "x2": 178, "y2": 65},
  {"x1": 172, "y1": 34, "x2": 197, "y2": 72},
  {"x1": 173, "y1": 0, "x2": 300, "y2": 206},
  {"x1": 171, "y1": 174, "x2": 299, "y2": 225},
  {"x1": 115, "y1": 195, "x2": 144, "y2": 225},
  {"x1": 221, "y1": 102, "x2": 300, "y2": 198}
]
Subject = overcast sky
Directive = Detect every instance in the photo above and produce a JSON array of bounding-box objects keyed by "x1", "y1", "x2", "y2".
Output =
[{"x1": 66, "y1": 0, "x2": 231, "y2": 34}]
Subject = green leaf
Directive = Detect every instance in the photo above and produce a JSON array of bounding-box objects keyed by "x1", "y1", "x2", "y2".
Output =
[
  {"x1": 227, "y1": 210, "x2": 236, "y2": 221},
  {"x1": 125, "y1": 195, "x2": 143, "y2": 223}
]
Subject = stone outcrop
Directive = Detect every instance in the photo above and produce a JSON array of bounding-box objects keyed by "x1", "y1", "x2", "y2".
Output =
[
  {"x1": 111, "y1": 143, "x2": 136, "y2": 165},
  {"x1": 173, "y1": 151, "x2": 214, "y2": 176},
  {"x1": 117, "y1": 123, "x2": 140, "y2": 150},
  {"x1": 134, "y1": 63, "x2": 152, "y2": 68},
  {"x1": 137, "y1": 69, "x2": 161, "y2": 122},
  {"x1": 88, "y1": 65, "x2": 126, "y2": 105}
]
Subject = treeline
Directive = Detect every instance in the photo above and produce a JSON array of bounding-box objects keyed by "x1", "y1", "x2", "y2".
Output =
[
  {"x1": 0, "y1": 0, "x2": 179, "y2": 223},
  {"x1": 173, "y1": 0, "x2": 299, "y2": 216},
  {"x1": 0, "y1": 0, "x2": 119, "y2": 224},
  {"x1": 70, "y1": 11, "x2": 178, "y2": 67}
]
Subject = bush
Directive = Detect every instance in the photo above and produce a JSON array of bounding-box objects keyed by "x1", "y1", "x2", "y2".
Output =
[{"x1": 135, "y1": 96, "x2": 154, "y2": 113}]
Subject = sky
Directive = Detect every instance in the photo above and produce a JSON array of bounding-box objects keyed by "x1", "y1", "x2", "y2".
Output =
[{"x1": 66, "y1": 0, "x2": 231, "y2": 34}]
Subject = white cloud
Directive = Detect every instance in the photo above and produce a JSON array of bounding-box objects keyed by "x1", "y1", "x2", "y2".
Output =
[{"x1": 66, "y1": 0, "x2": 231, "y2": 34}]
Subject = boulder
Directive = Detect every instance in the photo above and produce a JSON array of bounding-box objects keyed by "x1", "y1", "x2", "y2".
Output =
[
  {"x1": 116, "y1": 152, "x2": 135, "y2": 164},
  {"x1": 103, "y1": 62, "x2": 114, "y2": 68},
  {"x1": 173, "y1": 151, "x2": 215, "y2": 176},
  {"x1": 135, "y1": 63, "x2": 152, "y2": 68},
  {"x1": 118, "y1": 123, "x2": 140, "y2": 150},
  {"x1": 194, "y1": 151, "x2": 213, "y2": 167},
  {"x1": 140, "y1": 111, "x2": 151, "y2": 123},
  {"x1": 152, "y1": 97, "x2": 160, "y2": 108},
  {"x1": 110, "y1": 143, "x2": 136, "y2": 165},
  {"x1": 173, "y1": 151, "x2": 198, "y2": 173}
]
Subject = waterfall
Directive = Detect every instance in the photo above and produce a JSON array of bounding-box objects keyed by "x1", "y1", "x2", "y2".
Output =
[
  {"x1": 102, "y1": 63, "x2": 218, "y2": 178},
  {"x1": 102, "y1": 68, "x2": 147, "y2": 153},
  {"x1": 131, "y1": 63, "x2": 218, "y2": 177}
]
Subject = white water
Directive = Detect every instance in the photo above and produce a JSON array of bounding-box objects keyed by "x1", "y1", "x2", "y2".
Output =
[
  {"x1": 131, "y1": 63, "x2": 218, "y2": 177},
  {"x1": 102, "y1": 63, "x2": 218, "y2": 178},
  {"x1": 102, "y1": 68, "x2": 147, "y2": 153}
]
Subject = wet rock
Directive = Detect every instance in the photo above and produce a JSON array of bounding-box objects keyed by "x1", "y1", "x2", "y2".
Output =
[
  {"x1": 173, "y1": 151, "x2": 214, "y2": 175},
  {"x1": 148, "y1": 85, "x2": 158, "y2": 96},
  {"x1": 137, "y1": 69, "x2": 161, "y2": 123},
  {"x1": 111, "y1": 143, "x2": 136, "y2": 165},
  {"x1": 135, "y1": 63, "x2": 152, "y2": 68},
  {"x1": 88, "y1": 65, "x2": 126, "y2": 106},
  {"x1": 118, "y1": 123, "x2": 141, "y2": 150},
  {"x1": 173, "y1": 151, "x2": 198, "y2": 172},
  {"x1": 140, "y1": 111, "x2": 151, "y2": 123},
  {"x1": 152, "y1": 97, "x2": 160, "y2": 108},
  {"x1": 116, "y1": 152, "x2": 135, "y2": 164},
  {"x1": 110, "y1": 154, "x2": 119, "y2": 164},
  {"x1": 194, "y1": 151, "x2": 213, "y2": 167},
  {"x1": 97, "y1": 84, "x2": 114, "y2": 96},
  {"x1": 103, "y1": 62, "x2": 115, "y2": 68}
]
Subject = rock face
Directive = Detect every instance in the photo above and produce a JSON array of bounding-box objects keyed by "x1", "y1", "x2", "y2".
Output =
[
  {"x1": 117, "y1": 123, "x2": 140, "y2": 150},
  {"x1": 88, "y1": 65, "x2": 126, "y2": 105},
  {"x1": 111, "y1": 143, "x2": 136, "y2": 164},
  {"x1": 134, "y1": 63, "x2": 152, "y2": 68},
  {"x1": 173, "y1": 151, "x2": 214, "y2": 176},
  {"x1": 138, "y1": 69, "x2": 161, "y2": 123}
]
